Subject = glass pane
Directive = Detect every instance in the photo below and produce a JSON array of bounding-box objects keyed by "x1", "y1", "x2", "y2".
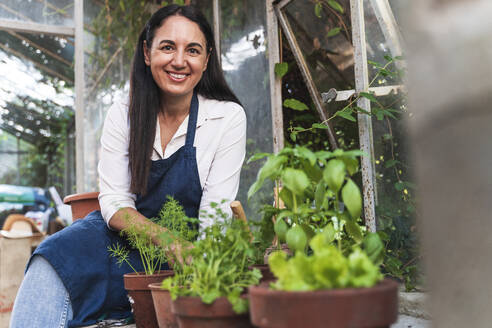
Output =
[
  {"x1": 83, "y1": 0, "x2": 130, "y2": 191},
  {"x1": 364, "y1": 0, "x2": 404, "y2": 86},
  {"x1": 0, "y1": 0, "x2": 74, "y2": 27},
  {"x1": 0, "y1": 31, "x2": 75, "y2": 194},
  {"x1": 220, "y1": 0, "x2": 273, "y2": 219},
  {"x1": 283, "y1": 0, "x2": 355, "y2": 92}
]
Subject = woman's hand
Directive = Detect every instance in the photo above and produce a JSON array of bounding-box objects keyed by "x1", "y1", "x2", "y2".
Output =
[{"x1": 166, "y1": 240, "x2": 194, "y2": 268}]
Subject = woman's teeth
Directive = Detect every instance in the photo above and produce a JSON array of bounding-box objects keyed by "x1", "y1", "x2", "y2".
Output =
[{"x1": 169, "y1": 72, "x2": 187, "y2": 79}]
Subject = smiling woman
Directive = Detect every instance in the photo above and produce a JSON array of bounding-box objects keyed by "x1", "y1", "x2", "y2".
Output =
[{"x1": 10, "y1": 4, "x2": 246, "y2": 328}]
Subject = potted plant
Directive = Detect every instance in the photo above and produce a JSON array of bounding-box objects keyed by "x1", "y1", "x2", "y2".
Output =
[
  {"x1": 249, "y1": 231, "x2": 398, "y2": 328},
  {"x1": 161, "y1": 203, "x2": 261, "y2": 328},
  {"x1": 109, "y1": 196, "x2": 198, "y2": 328},
  {"x1": 248, "y1": 146, "x2": 369, "y2": 258},
  {"x1": 148, "y1": 197, "x2": 199, "y2": 328},
  {"x1": 247, "y1": 145, "x2": 398, "y2": 327}
]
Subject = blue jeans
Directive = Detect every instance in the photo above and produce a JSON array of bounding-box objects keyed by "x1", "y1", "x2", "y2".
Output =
[{"x1": 10, "y1": 255, "x2": 73, "y2": 328}]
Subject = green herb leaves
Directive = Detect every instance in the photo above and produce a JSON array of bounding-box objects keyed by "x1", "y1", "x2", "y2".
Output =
[
  {"x1": 162, "y1": 210, "x2": 260, "y2": 314},
  {"x1": 269, "y1": 231, "x2": 383, "y2": 291}
]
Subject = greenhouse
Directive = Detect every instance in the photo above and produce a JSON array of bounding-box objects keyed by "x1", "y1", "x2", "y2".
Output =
[{"x1": 0, "y1": 0, "x2": 489, "y2": 327}]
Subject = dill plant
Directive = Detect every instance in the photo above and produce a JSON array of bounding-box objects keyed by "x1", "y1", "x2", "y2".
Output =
[{"x1": 108, "y1": 196, "x2": 198, "y2": 275}]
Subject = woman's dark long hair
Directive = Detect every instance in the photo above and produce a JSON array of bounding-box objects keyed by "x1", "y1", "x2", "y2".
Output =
[{"x1": 128, "y1": 5, "x2": 241, "y2": 195}]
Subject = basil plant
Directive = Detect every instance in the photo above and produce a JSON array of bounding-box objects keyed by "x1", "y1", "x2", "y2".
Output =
[{"x1": 248, "y1": 146, "x2": 369, "y2": 255}]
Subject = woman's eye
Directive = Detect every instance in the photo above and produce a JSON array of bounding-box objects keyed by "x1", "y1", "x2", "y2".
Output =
[
  {"x1": 161, "y1": 45, "x2": 173, "y2": 51},
  {"x1": 188, "y1": 48, "x2": 200, "y2": 55}
]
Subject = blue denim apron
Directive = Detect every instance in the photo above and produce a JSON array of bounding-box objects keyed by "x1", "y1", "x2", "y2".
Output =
[{"x1": 31, "y1": 92, "x2": 202, "y2": 327}]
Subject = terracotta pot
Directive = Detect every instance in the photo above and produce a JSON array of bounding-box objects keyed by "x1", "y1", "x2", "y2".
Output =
[
  {"x1": 249, "y1": 264, "x2": 276, "y2": 283},
  {"x1": 149, "y1": 282, "x2": 178, "y2": 328},
  {"x1": 124, "y1": 271, "x2": 174, "y2": 328},
  {"x1": 63, "y1": 192, "x2": 101, "y2": 221},
  {"x1": 171, "y1": 295, "x2": 254, "y2": 328},
  {"x1": 249, "y1": 278, "x2": 399, "y2": 328}
]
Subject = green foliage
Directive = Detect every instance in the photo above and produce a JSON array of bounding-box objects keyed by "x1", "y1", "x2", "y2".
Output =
[
  {"x1": 0, "y1": 93, "x2": 74, "y2": 191},
  {"x1": 268, "y1": 230, "x2": 383, "y2": 291},
  {"x1": 161, "y1": 204, "x2": 261, "y2": 314},
  {"x1": 248, "y1": 145, "x2": 367, "y2": 255},
  {"x1": 108, "y1": 197, "x2": 195, "y2": 275},
  {"x1": 156, "y1": 195, "x2": 199, "y2": 244},
  {"x1": 283, "y1": 98, "x2": 309, "y2": 111},
  {"x1": 274, "y1": 62, "x2": 289, "y2": 78}
]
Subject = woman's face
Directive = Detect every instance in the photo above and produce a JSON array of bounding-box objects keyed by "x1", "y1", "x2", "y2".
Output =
[{"x1": 144, "y1": 15, "x2": 209, "y2": 101}]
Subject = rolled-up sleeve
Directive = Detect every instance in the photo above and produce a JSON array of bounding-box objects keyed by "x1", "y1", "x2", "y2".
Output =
[
  {"x1": 198, "y1": 104, "x2": 246, "y2": 230},
  {"x1": 98, "y1": 101, "x2": 136, "y2": 226}
]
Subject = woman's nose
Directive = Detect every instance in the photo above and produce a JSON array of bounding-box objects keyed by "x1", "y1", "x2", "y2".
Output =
[{"x1": 172, "y1": 50, "x2": 185, "y2": 67}]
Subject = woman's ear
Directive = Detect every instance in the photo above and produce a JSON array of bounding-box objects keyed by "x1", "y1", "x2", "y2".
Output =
[
  {"x1": 143, "y1": 40, "x2": 151, "y2": 66},
  {"x1": 204, "y1": 49, "x2": 212, "y2": 72}
]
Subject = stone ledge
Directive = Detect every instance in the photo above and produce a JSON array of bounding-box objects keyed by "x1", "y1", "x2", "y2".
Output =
[{"x1": 399, "y1": 291, "x2": 431, "y2": 319}]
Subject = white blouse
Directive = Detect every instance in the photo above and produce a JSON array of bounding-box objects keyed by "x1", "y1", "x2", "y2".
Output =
[{"x1": 98, "y1": 94, "x2": 246, "y2": 231}]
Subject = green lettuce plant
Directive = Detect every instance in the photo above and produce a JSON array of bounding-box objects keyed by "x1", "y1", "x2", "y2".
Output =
[
  {"x1": 161, "y1": 203, "x2": 261, "y2": 314},
  {"x1": 268, "y1": 229, "x2": 384, "y2": 291}
]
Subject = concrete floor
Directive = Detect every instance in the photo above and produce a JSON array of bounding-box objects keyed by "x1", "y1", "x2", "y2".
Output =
[{"x1": 392, "y1": 314, "x2": 432, "y2": 328}]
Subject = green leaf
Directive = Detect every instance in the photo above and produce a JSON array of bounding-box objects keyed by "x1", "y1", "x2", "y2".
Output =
[
  {"x1": 323, "y1": 159, "x2": 346, "y2": 193},
  {"x1": 384, "y1": 54, "x2": 393, "y2": 62},
  {"x1": 368, "y1": 60, "x2": 382, "y2": 68},
  {"x1": 314, "y1": 2, "x2": 322, "y2": 18},
  {"x1": 341, "y1": 156, "x2": 359, "y2": 176},
  {"x1": 326, "y1": 27, "x2": 341, "y2": 37},
  {"x1": 297, "y1": 146, "x2": 317, "y2": 166},
  {"x1": 336, "y1": 109, "x2": 356, "y2": 122},
  {"x1": 284, "y1": 98, "x2": 309, "y2": 111},
  {"x1": 322, "y1": 222, "x2": 336, "y2": 244},
  {"x1": 286, "y1": 225, "x2": 308, "y2": 253},
  {"x1": 290, "y1": 132, "x2": 297, "y2": 142},
  {"x1": 314, "y1": 180, "x2": 325, "y2": 210},
  {"x1": 341, "y1": 179, "x2": 362, "y2": 219},
  {"x1": 328, "y1": 0, "x2": 344, "y2": 13},
  {"x1": 345, "y1": 218, "x2": 363, "y2": 243},
  {"x1": 247, "y1": 152, "x2": 269, "y2": 164},
  {"x1": 354, "y1": 106, "x2": 371, "y2": 115},
  {"x1": 383, "y1": 109, "x2": 397, "y2": 120},
  {"x1": 274, "y1": 218, "x2": 289, "y2": 243},
  {"x1": 268, "y1": 250, "x2": 289, "y2": 279},
  {"x1": 281, "y1": 168, "x2": 310, "y2": 196},
  {"x1": 359, "y1": 92, "x2": 378, "y2": 103},
  {"x1": 248, "y1": 155, "x2": 287, "y2": 198},
  {"x1": 279, "y1": 187, "x2": 294, "y2": 209},
  {"x1": 363, "y1": 233, "x2": 384, "y2": 265},
  {"x1": 274, "y1": 62, "x2": 288, "y2": 78},
  {"x1": 311, "y1": 122, "x2": 329, "y2": 130}
]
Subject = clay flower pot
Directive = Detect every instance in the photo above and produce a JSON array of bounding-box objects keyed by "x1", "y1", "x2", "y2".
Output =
[
  {"x1": 124, "y1": 271, "x2": 174, "y2": 328},
  {"x1": 249, "y1": 278, "x2": 399, "y2": 328},
  {"x1": 63, "y1": 192, "x2": 101, "y2": 221},
  {"x1": 149, "y1": 282, "x2": 178, "y2": 328},
  {"x1": 171, "y1": 295, "x2": 254, "y2": 328}
]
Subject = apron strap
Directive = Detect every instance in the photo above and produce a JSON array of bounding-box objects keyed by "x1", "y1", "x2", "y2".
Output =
[{"x1": 185, "y1": 91, "x2": 199, "y2": 147}]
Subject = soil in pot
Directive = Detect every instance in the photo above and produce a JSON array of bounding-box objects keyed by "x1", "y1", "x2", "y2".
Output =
[
  {"x1": 124, "y1": 270, "x2": 174, "y2": 328},
  {"x1": 149, "y1": 282, "x2": 178, "y2": 328},
  {"x1": 171, "y1": 295, "x2": 254, "y2": 328},
  {"x1": 249, "y1": 278, "x2": 399, "y2": 328}
]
